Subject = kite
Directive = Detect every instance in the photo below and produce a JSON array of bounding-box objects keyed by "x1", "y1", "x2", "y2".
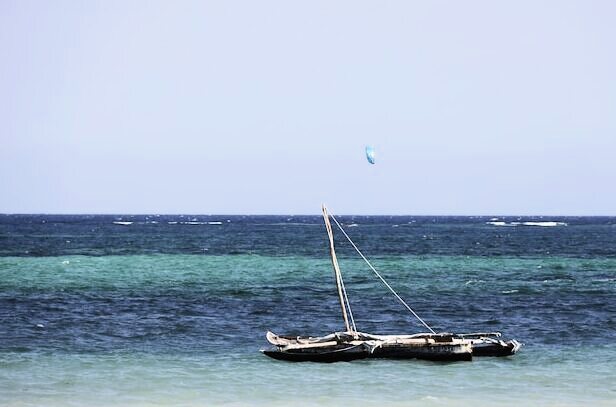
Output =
[{"x1": 365, "y1": 145, "x2": 375, "y2": 164}]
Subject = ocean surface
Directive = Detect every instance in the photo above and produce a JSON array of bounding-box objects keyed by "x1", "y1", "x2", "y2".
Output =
[{"x1": 1, "y1": 214, "x2": 615, "y2": 406}]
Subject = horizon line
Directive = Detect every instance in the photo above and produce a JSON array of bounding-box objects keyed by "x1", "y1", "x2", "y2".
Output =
[{"x1": 1, "y1": 212, "x2": 615, "y2": 217}]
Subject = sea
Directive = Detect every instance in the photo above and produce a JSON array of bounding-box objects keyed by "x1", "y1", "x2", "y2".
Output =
[{"x1": 0, "y1": 214, "x2": 615, "y2": 406}]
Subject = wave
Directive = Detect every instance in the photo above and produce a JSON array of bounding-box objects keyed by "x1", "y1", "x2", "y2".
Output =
[
  {"x1": 522, "y1": 221, "x2": 568, "y2": 227},
  {"x1": 486, "y1": 221, "x2": 568, "y2": 227},
  {"x1": 112, "y1": 221, "x2": 133, "y2": 226},
  {"x1": 164, "y1": 221, "x2": 224, "y2": 225}
]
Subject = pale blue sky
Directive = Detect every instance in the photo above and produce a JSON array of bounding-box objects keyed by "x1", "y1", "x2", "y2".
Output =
[{"x1": 1, "y1": 1, "x2": 614, "y2": 215}]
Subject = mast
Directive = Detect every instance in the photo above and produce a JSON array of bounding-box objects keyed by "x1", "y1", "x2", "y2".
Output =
[{"x1": 322, "y1": 204, "x2": 353, "y2": 333}]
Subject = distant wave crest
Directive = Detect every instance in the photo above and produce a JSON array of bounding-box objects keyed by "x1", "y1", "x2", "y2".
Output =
[{"x1": 486, "y1": 221, "x2": 567, "y2": 227}]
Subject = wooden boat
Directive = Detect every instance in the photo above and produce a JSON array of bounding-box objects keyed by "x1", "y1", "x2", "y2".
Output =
[
  {"x1": 262, "y1": 205, "x2": 520, "y2": 362},
  {"x1": 263, "y1": 331, "x2": 473, "y2": 362},
  {"x1": 459, "y1": 333, "x2": 521, "y2": 356},
  {"x1": 262, "y1": 332, "x2": 373, "y2": 362},
  {"x1": 366, "y1": 333, "x2": 473, "y2": 361}
]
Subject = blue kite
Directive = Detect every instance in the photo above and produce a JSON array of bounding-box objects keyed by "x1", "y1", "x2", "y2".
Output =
[{"x1": 365, "y1": 145, "x2": 375, "y2": 164}]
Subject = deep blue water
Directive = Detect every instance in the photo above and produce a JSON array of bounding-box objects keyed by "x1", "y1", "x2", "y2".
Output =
[{"x1": 1, "y1": 214, "x2": 615, "y2": 257}]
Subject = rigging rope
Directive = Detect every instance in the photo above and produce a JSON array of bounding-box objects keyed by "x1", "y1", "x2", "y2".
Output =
[{"x1": 329, "y1": 213, "x2": 437, "y2": 334}]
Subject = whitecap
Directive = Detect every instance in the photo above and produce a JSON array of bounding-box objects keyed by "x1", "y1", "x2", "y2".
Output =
[
  {"x1": 486, "y1": 220, "x2": 566, "y2": 227},
  {"x1": 486, "y1": 221, "x2": 510, "y2": 226},
  {"x1": 522, "y1": 221, "x2": 568, "y2": 227},
  {"x1": 501, "y1": 289, "x2": 519, "y2": 294},
  {"x1": 593, "y1": 278, "x2": 616, "y2": 282},
  {"x1": 421, "y1": 396, "x2": 439, "y2": 401},
  {"x1": 113, "y1": 221, "x2": 133, "y2": 225}
]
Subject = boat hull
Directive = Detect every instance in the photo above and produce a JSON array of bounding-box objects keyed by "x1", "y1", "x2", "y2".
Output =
[
  {"x1": 371, "y1": 343, "x2": 472, "y2": 361},
  {"x1": 262, "y1": 344, "x2": 370, "y2": 363},
  {"x1": 263, "y1": 331, "x2": 478, "y2": 363},
  {"x1": 471, "y1": 340, "x2": 521, "y2": 357}
]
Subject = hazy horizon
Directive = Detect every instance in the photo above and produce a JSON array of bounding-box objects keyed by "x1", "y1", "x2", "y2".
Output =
[
  {"x1": 1, "y1": 211, "x2": 613, "y2": 217},
  {"x1": 2, "y1": 1, "x2": 615, "y2": 215}
]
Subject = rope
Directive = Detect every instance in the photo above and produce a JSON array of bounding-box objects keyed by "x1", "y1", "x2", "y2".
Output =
[{"x1": 329, "y1": 213, "x2": 437, "y2": 334}]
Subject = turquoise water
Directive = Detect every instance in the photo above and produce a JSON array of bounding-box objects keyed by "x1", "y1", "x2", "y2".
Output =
[
  {"x1": 2, "y1": 347, "x2": 615, "y2": 406},
  {"x1": 1, "y1": 216, "x2": 615, "y2": 405}
]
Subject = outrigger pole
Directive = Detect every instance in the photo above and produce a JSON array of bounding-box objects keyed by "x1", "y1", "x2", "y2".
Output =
[{"x1": 322, "y1": 205, "x2": 356, "y2": 333}]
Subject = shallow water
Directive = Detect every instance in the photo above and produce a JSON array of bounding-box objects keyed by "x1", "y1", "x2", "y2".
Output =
[
  {"x1": 1, "y1": 215, "x2": 615, "y2": 405},
  {"x1": 1, "y1": 347, "x2": 614, "y2": 407}
]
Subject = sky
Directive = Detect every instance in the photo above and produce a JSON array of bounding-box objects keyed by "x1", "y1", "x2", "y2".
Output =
[{"x1": 1, "y1": 0, "x2": 615, "y2": 215}]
